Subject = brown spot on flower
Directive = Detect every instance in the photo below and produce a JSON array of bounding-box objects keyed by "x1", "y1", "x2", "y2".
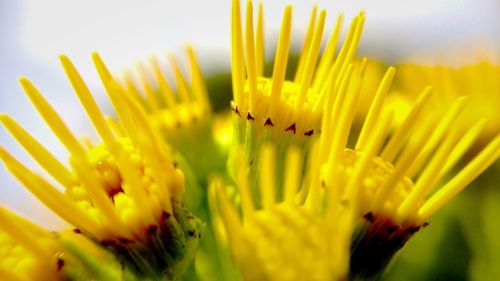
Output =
[
  {"x1": 73, "y1": 228, "x2": 82, "y2": 234},
  {"x1": 147, "y1": 225, "x2": 158, "y2": 235},
  {"x1": 247, "y1": 113, "x2": 255, "y2": 121},
  {"x1": 57, "y1": 258, "x2": 65, "y2": 271},
  {"x1": 407, "y1": 225, "x2": 421, "y2": 234},
  {"x1": 386, "y1": 225, "x2": 398, "y2": 233},
  {"x1": 118, "y1": 238, "x2": 132, "y2": 244},
  {"x1": 304, "y1": 129, "x2": 314, "y2": 136},
  {"x1": 188, "y1": 230, "x2": 196, "y2": 237},
  {"x1": 363, "y1": 212, "x2": 375, "y2": 223},
  {"x1": 108, "y1": 186, "x2": 124, "y2": 200},
  {"x1": 285, "y1": 123, "x2": 296, "y2": 134},
  {"x1": 232, "y1": 106, "x2": 241, "y2": 116},
  {"x1": 161, "y1": 212, "x2": 171, "y2": 221},
  {"x1": 101, "y1": 239, "x2": 114, "y2": 247},
  {"x1": 264, "y1": 117, "x2": 274, "y2": 126}
]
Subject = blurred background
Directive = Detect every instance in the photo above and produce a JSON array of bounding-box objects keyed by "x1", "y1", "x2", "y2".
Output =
[{"x1": 0, "y1": 0, "x2": 499, "y2": 279}]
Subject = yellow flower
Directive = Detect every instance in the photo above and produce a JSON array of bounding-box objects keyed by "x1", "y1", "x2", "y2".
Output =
[
  {"x1": 227, "y1": 0, "x2": 370, "y2": 208},
  {"x1": 230, "y1": 0, "x2": 364, "y2": 146},
  {"x1": 315, "y1": 58, "x2": 499, "y2": 277},
  {"x1": 392, "y1": 61, "x2": 500, "y2": 146},
  {"x1": 349, "y1": 59, "x2": 500, "y2": 153},
  {"x1": 213, "y1": 143, "x2": 355, "y2": 281},
  {"x1": 119, "y1": 47, "x2": 228, "y2": 186},
  {"x1": 0, "y1": 207, "x2": 61, "y2": 281},
  {"x1": 0, "y1": 53, "x2": 202, "y2": 278},
  {"x1": 0, "y1": 207, "x2": 137, "y2": 281}
]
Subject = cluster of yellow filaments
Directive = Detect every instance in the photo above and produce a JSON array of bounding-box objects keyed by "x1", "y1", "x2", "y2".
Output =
[
  {"x1": 119, "y1": 48, "x2": 228, "y2": 181},
  {"x1": 0, "y1": 53, "x2": 184, "y2": 242},
  {"x1": 0, "y1": 208, "x2": 61, "y2": 281},
  {"x1": 221, "y1": 1, "x2": 500, "y2": 279},
  {"x1": 121, "y1": 47, "x2": 211, "y2": 140},
  {"x1": 213, "y1": 143, "x2": 355, "y2": 281},
  {"x1": 316, "y1": 63, "x2": 500, "y2": 227},
  {"x1": 231, "y1": 0, "x2": 364, "y2": 140},
  {"x1": 393, "y1": 61, "x2": 500, "y2": 145}
]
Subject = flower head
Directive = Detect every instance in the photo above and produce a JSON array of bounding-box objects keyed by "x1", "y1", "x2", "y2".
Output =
[
  {"x1": 0, "y1": 53, "x2": 203, "y2": 279},
  {"x1": 394, "y1": 61, "x2": 500, "y2": 146},
  {"x1": 231, "y1": 0, "x2": 364, "y2": 135},
  {"x1": 214, "y1": 143, "x2": 355, "y2": 281},
  {"x1": 0, "y1": 207, "x2": 61, "y2": 281},
  {"x1": 314, "y1": 58, "x2": 500, "y2": 277},
  {"x1": 0, "y1": 207, "x2": 138, "y2": 281},
  {"x1": 228, "y1": 0, "x2": 368, "y2": 206},
  {"x1": 120, "y1": 48, "x2": 226, "y2": 180}
]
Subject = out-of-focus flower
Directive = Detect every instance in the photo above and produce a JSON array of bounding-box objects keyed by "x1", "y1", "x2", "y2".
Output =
[
  {"x1": 213, "y1": 143, "x2": 355, "y2": 281},
  {"x1": 0, "y1": 207, "x2": 62, "y2": 281},
  {"x1": 395, "y1": 62, "x2": 499, "y2": 145},
  {"x1": 363, "y1": 60, "x2": 500, "y2": 151},
  {"x1": 0, "y1": 53, "x2": 203, "y2": 280},
  {"x1": 0, "y1": 207, "x2": 133, "y2": 281},
  {"x1": 119, "y1": 49, "x2": 242, "y2": 281},
  {"x1": 120, "y1": 48, "x2": 226, "y2": 181}
]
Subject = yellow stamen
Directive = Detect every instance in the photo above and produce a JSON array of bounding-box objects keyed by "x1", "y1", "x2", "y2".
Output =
[
  {"x1": 294, "y1": 5, "x2": 318, "y2": 83},
  {"x1": 123, "y1": 70, "x2": 146, "y2": 105},
  {"x1": 70, "y1": 157, "x2": 133, "y2": 238},
  {"x1": 214, "y1": 181, "x2": 243, "y2": 247},
  {"x1": 0, "y1": 208, "x2": 52, "y2": 263},
  {"x1": 312, "y1": 14, "x2": 344, "y2": 90},
  {"x1": 0, "y1": 114, "x2": 74, "y2": 188},
  {"x1": 105, "y1": 116, "x2": 125, "y2": 138},
  {"x1": 344, "y1": 111, "x2": 393, "y2": 212},
  {"x1": 441, "y1": 119, "x2": 488, "y2": 175},
  {"x1": 355, "y1": 67, "x2": 395, "y2": 150},
  {"x1": 295, "y1": 10, "x2": 326, "y2": 112},
  {"x1": 406, "y1": 97, "x2": 467, "y2": 178},
  {"x1": 236, "y1": 149, "x2": 255, "y2": 220},
  {"x1": 59, "y1": 54, "x2": 116, "y2": 147},
  {"x1": 303, "y1": 141, "x2": 321, "y2": 211},
  {"x1": 186, "y1": 46, "x2": 210, "y2": 110},
  {"x1": 314, "y1": 14, "x2": 358, "y2": 106},
  {"x1": 150, "y1": 56, "x2": 176, "y2": 108},
  {"x1": 269, "y1": 6, "x2": 293, "y2": 120},
  {"x1": 259, "y1": 144, "x2": 276, "y2": 209},
  {"x1": 397, "y1": 128, "x2": 463, "y2": 222},
  {"x1": 137, "y1": 61, "x2": 161, "y2": 111},
  {"x1": 231, "y1": 0, "x2": 246, "y2": 107},
  {"x1": 168, "y1": 54, "x2": 191, "y2": 103},
  {"x1": 0, "y1": 147, "x2": 104, "y2": 238},
  {"x1": 370, "y1": 122, "x2": 434, "y2": 213},
  {"x1": 255, "y1": 1, "x2": 265, "y2": 77},
  {"x1": 18, "y1": 78, "x2": 86, "y2": 158},
  {"x1": 244, "y1": 0, "x2": 258, "y2": 114},
  {"x1": 380, "y1": 87, "x2": 432, "y2": 162},
  {"x1": 325, "y1": 64, "x2": 354, "y2": 170},
  {"x1": 93, "y1": 53, "x2": 138, "y2": 139},
  {"x1": 283, "y1": 146, "x2": 302, "y2": 203},
  {"x1": 418, "y1": 135, "x2": 500, "y2": 220}
]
